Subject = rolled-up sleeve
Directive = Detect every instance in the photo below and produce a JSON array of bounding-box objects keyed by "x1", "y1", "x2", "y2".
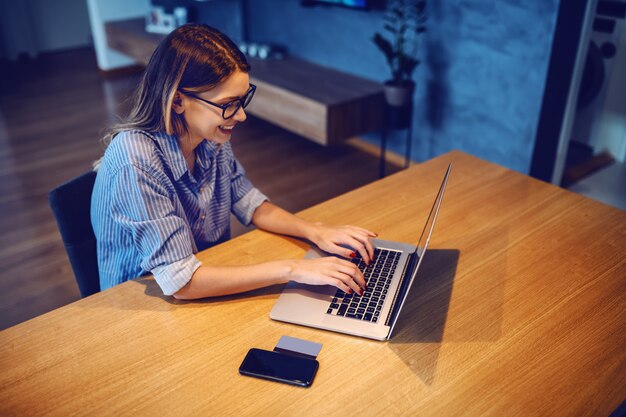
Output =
[
  {"x1": 111, "y1": 164, "x2": 197, "y2": 294},
  {"x1": 152, "y1": 254, "x2": 202, "y2": 295}
]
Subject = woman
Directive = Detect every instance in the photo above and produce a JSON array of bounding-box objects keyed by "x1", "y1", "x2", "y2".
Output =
[{"x1": 91, "y1": 23, "x2": 375, "y2": 299}]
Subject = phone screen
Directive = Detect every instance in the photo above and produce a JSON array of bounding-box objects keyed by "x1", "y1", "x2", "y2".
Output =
[{"x1": 239, "y1": 348, "x2": 319, "y2": 387}]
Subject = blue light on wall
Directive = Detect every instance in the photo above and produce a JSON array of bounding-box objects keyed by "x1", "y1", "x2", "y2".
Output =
[
  {"x1": 195, "y1": 0, "x2": 560, "y2": 174},
  {"x1": 308, "y1": 0, "x2": 368, "y2": 8}
]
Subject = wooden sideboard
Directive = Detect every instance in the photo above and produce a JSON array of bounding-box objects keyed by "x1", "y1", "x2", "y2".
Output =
[{"x1": 104, "y1": 18, "x2": 384, "y2": 145}]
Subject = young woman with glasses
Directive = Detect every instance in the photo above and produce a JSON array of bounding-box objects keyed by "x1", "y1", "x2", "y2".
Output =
[{"x1": 91, "y1": 23, "x2": 375, "y2": 299}]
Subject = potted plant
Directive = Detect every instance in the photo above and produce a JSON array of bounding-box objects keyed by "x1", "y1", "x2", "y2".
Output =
[{"x1": 373, "y1": 0, "x2": 427, "y2": 107}]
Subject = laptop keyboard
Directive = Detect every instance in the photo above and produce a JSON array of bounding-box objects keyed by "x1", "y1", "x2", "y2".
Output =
[{"x1": 326, "y1": 248, "x2": 401, "y2": 323}]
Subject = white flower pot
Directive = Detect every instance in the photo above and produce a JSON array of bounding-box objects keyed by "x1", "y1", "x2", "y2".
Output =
[{"x1": 383, "y1": 81, "x2": 415, "y2": 107}]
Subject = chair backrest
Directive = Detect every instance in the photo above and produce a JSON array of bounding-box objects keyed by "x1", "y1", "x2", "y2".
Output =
[{"x1": 48, "y1": 171, "x2": 100, "y2": 297}]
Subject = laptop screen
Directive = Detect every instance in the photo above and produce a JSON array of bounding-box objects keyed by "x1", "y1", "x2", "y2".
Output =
[
  {"x1": 387, "y1": 163, "x2": 451, "y2": 339},
  {"x1": 414, "y1": 163, "x2": 452, "y2": 258}
]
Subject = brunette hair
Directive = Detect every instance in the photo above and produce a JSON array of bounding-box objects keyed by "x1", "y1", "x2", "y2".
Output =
[{"x1": 97, "y1": 23, "x2": 249, "y2": 163}]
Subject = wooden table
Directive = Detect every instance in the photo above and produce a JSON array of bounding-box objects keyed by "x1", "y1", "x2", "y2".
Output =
[{"x1": 1, "y1": 151, "x2": 624, "y2": 416}]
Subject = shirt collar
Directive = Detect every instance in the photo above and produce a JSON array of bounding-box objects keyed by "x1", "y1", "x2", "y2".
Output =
[
  {"x1": 152, "y1": 131, "x2": 188, "y2": 181},
  {"x1": 195, "y1": 140, "x2": 220, "y2": 170},
  {"x1": 152, "y1": 132, "x2": 221, "y2": 180}
]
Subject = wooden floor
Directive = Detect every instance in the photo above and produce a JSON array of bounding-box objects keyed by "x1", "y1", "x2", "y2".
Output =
[{"x1": 0, "y1": 48, "x2": 398, "y2": 330}]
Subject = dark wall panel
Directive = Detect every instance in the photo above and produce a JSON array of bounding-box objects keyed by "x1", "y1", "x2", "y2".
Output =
[{"x1": 191, "y1": 0, "x2": 561, "y2": 174}]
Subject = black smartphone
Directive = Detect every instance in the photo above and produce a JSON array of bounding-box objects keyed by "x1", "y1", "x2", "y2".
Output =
[{"x1": 239, "y1": 348, "x2": 319, "y2": 387}]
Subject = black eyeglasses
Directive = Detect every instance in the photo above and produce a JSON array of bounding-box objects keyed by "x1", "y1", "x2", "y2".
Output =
[{"x1": 181, "y1": 84, "x2": 256, "y2": 119}]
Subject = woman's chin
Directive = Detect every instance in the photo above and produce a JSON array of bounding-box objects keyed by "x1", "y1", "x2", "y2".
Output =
[{"x1": 212, "y1": 130, "x2": 232, "y2": 143}]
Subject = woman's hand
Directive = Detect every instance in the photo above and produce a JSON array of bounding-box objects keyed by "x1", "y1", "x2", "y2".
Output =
[
  {"x1": 251, "y1": 203, "x2": 376, "y2": 264},
  {"x1": 288, "y1": 257, "x2": 367, "y2": 295},
  {"x1": 309, "y1": 224, "x2": 377, "y2": 265}
]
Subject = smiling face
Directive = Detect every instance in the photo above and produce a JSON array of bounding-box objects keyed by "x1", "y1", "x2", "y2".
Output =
[{"x1": 172, "y1": 70, "x2": 250, "y2": 149}]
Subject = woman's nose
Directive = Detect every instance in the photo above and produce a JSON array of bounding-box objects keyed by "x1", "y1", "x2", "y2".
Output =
[{"x1": 233, "y1": 105, "x2": 247, "y2": 122}]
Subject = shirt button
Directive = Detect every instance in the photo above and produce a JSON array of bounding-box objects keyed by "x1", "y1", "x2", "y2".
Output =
[{"x1": 201, "y1": 214, "x2": 206, "y2": 220}]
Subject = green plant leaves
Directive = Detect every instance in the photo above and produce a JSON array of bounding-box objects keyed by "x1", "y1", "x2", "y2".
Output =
[{"x1": 372, "y1": 0, "x2": 428, "y2": 84}]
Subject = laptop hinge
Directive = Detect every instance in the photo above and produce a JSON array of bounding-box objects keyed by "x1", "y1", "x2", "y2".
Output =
[{"x1": 385, "y1": 252, "x2": 419, "y2": 327}]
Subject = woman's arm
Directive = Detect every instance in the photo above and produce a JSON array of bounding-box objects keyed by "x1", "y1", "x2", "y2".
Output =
[
  {"x1": 173, "y1": 256, "x2": 365, "y2": 299},
  {"x1": 173, "y1": 201, "x2": 376, "y2": 300},
  {"x1": 252, "y1": 201, "x2": 377, "y2": 263}
]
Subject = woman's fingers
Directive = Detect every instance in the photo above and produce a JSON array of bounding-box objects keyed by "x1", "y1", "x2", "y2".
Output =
[
  {"x1": 330, "y1": 278, "x2": 352, "y2": 294},
  {"x1": 336, "y1": 227, "x2": 376, "y2": 263},
  {"x1": 333, "y1": 260, "x2": 366, "y2": 292},
  {"x1": 324, "y1": 234, "x2": 370, "y2": 263},
  {"x1": 314, "y1": 224, "x2": 377, "y2": 266},
  {"x1": 341, "y1": 235, "x2": 374, "y2": 266},
  {"x1": 315, "y1": 257, "x2": 366, "y2": 294},
  {"x1": 290, "y1": 256, "x2": 367, "y2": 295},
  {"x1": 358, "y1": 232, "x2": 376, "y2": 261},
  {"x1": 327, "y1": 243, "x2": 358, "y2": 260},
  {"x1": 352, "y1": 229, "x2": 376, "y2": 260}
]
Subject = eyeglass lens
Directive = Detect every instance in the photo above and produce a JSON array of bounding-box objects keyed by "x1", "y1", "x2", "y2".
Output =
[{"x1": 224, "y1": 87, "x2": 255, "y2": 119}]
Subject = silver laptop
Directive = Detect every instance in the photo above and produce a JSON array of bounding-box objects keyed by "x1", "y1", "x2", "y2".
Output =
[{"x1": 270, "y1": 163, "x2": 452, "y2": 341}]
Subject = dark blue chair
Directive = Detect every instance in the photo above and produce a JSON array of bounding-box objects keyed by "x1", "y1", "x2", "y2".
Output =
[{"x1": 48, "y1": 171, "x2": 100, "y2": 297}]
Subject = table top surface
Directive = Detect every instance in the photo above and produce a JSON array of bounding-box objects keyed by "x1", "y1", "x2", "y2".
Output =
[{"x1": 1, "y1": 151, "x2": 624, "y2": 416}]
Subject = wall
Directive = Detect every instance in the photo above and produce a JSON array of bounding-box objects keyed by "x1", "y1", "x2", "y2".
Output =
[
  {"x1": 151, "y1": 0, "x2": 560, "y2": 173},
  {"x1": 154, "y1": 0, "x2": 243, "y2": 41},
  {"x1": 86, "y1": 0, "x2": 151, "y2": 71},
  {"x1": 241, "y1": 0, "x2": 560, "y2": 173},
  {"x1": 28, "y1": 0, "x2": 92, "y2": 52},
  {"x1": 594, "y1": 13, "x2": 626, "y2": 162},
  {"x1": 90, "y1": 0, "x2": 238, "y2": 71},
  {"x1": 0, "y1": 0, "x2": 561, "y2": 173},
  {"x1": 0, "y1": 1, "x2": 37, "y2": 60},
  {"x1": 0, "y1": 0, "x2": 91, "y2": 60}
]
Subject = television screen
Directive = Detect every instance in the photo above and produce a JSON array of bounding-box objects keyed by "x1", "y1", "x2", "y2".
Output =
[{"x1": 302, "y1": 0, "x2": 369, "y2": 10}]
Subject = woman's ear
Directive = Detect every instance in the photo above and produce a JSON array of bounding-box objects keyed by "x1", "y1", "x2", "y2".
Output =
[{"x1": 172, "y1": 92, "x2": 185, "y2": 114}]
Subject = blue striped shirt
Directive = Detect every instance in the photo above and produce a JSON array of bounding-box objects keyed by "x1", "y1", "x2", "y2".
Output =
[{"x1": 91, "y1": 130, "x2": 268, "y2": 295}]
